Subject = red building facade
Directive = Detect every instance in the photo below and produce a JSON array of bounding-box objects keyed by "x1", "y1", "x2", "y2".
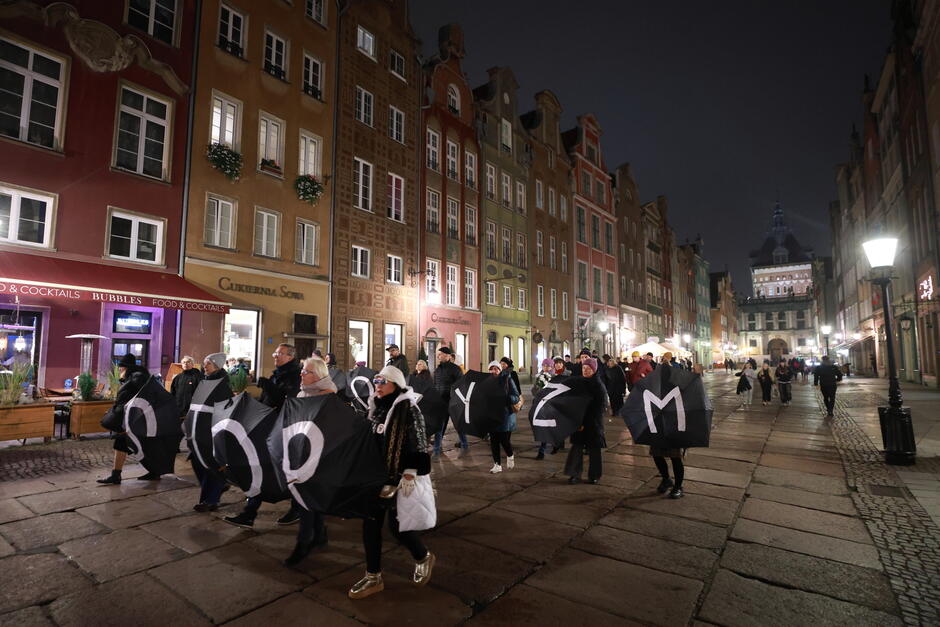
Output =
[{"x1": 0, "y1": 0, "x2": 226, "y2": 389}]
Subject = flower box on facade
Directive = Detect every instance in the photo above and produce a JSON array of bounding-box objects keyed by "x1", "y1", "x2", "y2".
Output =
[
  {"x1": 0, "y1": 404, "x2": 54, "y2": 441},
  {"x1": 70, "y1": 400, "x2": 113, "y2": 439},
  {"x1": 260, "y1": 160, "x2": 282, "y2": 175}
]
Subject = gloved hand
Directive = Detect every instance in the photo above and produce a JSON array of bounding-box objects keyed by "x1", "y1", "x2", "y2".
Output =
[{"x1": 399, "y1": 473, "x2": 416, "y2": 497}]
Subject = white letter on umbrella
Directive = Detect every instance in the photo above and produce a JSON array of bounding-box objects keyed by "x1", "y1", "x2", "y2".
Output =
[
  {"x1": 642, "y1": 388, "x2": 686, "y2": 434},
  {"x1": 211, "y1": 418, "x2": 263, "y2": 498},
  {"x1": 187, "y1": 404, "x2": 213, "y2": 469},
  {"x1": 532, "y1": 382, "x2": 571, "y2": 427},
  {"x1": 281, "y1": 420, "x2": 325, "y2": 511},
  {"x1": 350, "y1": 376, "x2": 374, "y2": 410},
  {"x1": 453, "y1": 382, "x2": 476, "y2": 423},
  {"x1": 124, "y1": 397, "x2": 157, "y2": 463}
]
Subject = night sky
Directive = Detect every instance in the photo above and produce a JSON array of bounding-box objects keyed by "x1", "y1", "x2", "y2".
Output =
[{"x1": 409, "y1": 0, "x2": 891, "y2": 294}]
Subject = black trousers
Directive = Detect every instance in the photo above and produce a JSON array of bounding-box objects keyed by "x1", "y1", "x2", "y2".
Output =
[
  {"x1": 363, "y1": 504, "x2": 427, "y2": 574},
  {"x1": 820, "y1": 385, "x2": 837, "y2": 415},
  {"x1": 296, "y1": 501, "x2": 325, "y2": 545},
  {"x1": 778, "y1": 383, "x2": 791, "y2": 404},
  {"x1": 653, "y1": 455, "x2": 684, "y2": 489},
  {"x1": 490, "y1": 431, "x2": 513, "y2": 463},
  {"x1": 564, "y1": 443, "x2": 602, "y2": 480}
]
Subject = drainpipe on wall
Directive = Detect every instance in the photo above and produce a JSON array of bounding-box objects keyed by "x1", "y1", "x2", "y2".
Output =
[{"x1": 327, "y1": 0, "x2": 348, "y2": 355}]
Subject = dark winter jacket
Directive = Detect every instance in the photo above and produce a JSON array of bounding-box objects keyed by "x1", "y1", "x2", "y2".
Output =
[
  {"x1": 775, "y1": 365, "x2": 793, "y2": 384},
  {"x1": 432, "y1": 359, "x2": 462, "y2": 402},
  {"x1": 386, "y1": 353, "x2": 409, "y2": 377},
  {"x1": 496, "y1": 368, "x2": 520, "y2": 432},
  {"x1": 170, "y1": 368, "x2": 203, "y2": 417},
  {"x1": 571, "y1": 374, "x2": 608, "y2": 448},
  {"x1": 102, "y1": 364, "x2": 150, "y2": 431},
  {"x1": 813, "y1": 364, "x2": 843, "y2": 388},
  {"x1": 407, "y1": 371, "x2": 433, "y2": 394},
  {"x1": 757, "y1": 368, "x2": 774, "y2": 391},
  {"x1": 258, "y1": 359, "x2": 301, "y2": 411},
  {"x1": 604, "y1": 365, "x2": 626, "y2": 400},
  {"x1": 369, "y1": 389, "x2": 430, "y2": 482}
]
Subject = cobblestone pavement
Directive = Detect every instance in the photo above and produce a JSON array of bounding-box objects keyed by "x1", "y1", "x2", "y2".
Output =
[
  {"x1": 0, "y1": 373, "x2": 934, "y2": 625},
  {"x1": 0, "y1": 436, "x2": 116, "y2": 482}
]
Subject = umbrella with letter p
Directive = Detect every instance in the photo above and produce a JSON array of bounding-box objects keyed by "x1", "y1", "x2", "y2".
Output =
[
  {"x1": 620, "y1": 366, "x2": 713, "y2": 449},
  {"x1": 124, "y1": 376, "x2": 183, "y2": 476},
  {"x1": 447, "y1": 370, "x2": 507, "y2": 438},
  {"x1": 528, "y1": 376, "x2": 593, "y2": 447}
]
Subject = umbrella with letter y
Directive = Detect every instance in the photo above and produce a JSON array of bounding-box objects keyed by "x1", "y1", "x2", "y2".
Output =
[
  {"x1": 447, "y1": 370, "x2": 507, "y2": 438},
  {"x1": 123, "y1": 376, "x2": 183, "y2": 476},
  {"x1": 620, "y1": 366, "x2": 713, "y2": 449},
  {"x1": 528, "y1": 376, "x2": 593, "y2": 447}
]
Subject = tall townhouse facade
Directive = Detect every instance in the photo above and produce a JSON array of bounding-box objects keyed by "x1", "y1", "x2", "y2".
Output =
[
  {"x1": 418, "y1": 24, "x2": 481, "y2": 371},
  {"x1": 676, "y1": 243, "x2": 698, "y2": 354},
  {"x1": 182, "y1": 0, "x2": 336, "y2": 372},
  {"x1": 691, "y1": 241, "x2": 712, "y2": 366},
  {"x1": 475, "y1": 67, "x2": 531, "y2": 371},
  {"x1": 642, "y1": 197, "x2": 670, "y2": 340},
  {"x1": 563, "y1": 114, "x2": 617, "y2": 355},
  {"x1": 709, "y1": 271, "x2": 738, "y2": 364},
  {"x1": 0, "y1": 0, "x2": 230, "y2": 388},
  {"x1": 612, "y1": 163, "x2": 648, "y2": 356},
  {"x1": 330, "y1": 0, "x2": 421, "y2": 370},
  {"x1": 522, "y1": 90, "x2": 573, "y2": 363}
]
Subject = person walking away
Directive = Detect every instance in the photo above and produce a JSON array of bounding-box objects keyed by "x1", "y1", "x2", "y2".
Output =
[
  {"x1": 191, "y1": 353, "x2": 231, "y2": 512},
  {"x1": 284, "y1": 356, "x2": 337, "y2": 566},
  {"x1": 348, "y1": 365, "x2": 434, "y2": 599},
  {"x1": 564, "y1": 357, "x2": 607, "y2": 484},
  {"x1": 386, "y1": 344, "x2": 409, "y2": 376},
  {"x1": 96, "y1": 353, "x2": 151, "y2": 484},
  {"x1": 737, "y1": 362, "x2": 757, "y2": 407},
  {"x1": 430, "y1": 347, "x2": 466, "y2": 455},
  {"x1": 171, "y1": 356, "x2": 203, "y2": 418},
  {"x1": 488, "y1": 361, "x2": 519, "y2": 473},
  {"x1": 532, "y1": 359, "x2": 554, "y2": 459},
  {"x1": 604, "y1": 357, "x2": 626, "y2": 416},
  {"x1": 813, "y1": 355, "x2": 844, "y2": 417},
  {"x1": 224, "y1": 343, "x2": 301, "y2": 529},
  {"x1": 775, "y1": 360, "x2": 793, "y2": 406},
  {"x1": 757, "y1": 361, "x2": 774, "y2": 406}
]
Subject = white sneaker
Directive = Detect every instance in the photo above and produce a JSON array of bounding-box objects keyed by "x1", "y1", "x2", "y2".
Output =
[
  {"x1": 506, "y1": 455, "x2": 515, "y2": 469},
  {"x1": 489, "y1": 463, "x2": 502, "y2": 474}
]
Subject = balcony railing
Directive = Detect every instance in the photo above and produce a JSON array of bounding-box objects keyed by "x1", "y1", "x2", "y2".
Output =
[
  {"x1": 218, "y1": 37, "x2": 243, "y2": 57},
  {"x1": 264, "y1": 62, "x2": 286, "y2": 81}
]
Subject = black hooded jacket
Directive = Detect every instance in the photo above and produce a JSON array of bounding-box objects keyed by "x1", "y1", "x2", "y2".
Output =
[{"x1": 258, "y1": 359, "x2": 301, "y2": 411}]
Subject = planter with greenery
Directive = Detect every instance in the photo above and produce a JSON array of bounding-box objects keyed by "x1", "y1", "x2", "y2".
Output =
[
  {"x1": 229, "y1": 369, "x2": 249, "y2": 395},
  {"x1": 294, "y1": 174, "x2": 324, "y2": 204},
  {"x1": 206, "y1": 143, "x2": 243, "y2": 181},
  {"x1": 259, "y1": 158, "x2": 281, "y2": 174},
  {"x1": 0, "y1": 364, "x2": 53, "y2": 441},
  {"x1": 70, "y1": 371, "x2": 111, "y2": 438}
]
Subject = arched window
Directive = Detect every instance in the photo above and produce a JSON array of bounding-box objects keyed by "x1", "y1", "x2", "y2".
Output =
[
  {"x1": 517, "y1": 337, "x2": 526, "y2": 370},
  {"x1": 447, "y1": 85, "x2": 460, "y2": 114},
  {"x1": 502, "y1": 335, "x2": 512, "y2": 361}
]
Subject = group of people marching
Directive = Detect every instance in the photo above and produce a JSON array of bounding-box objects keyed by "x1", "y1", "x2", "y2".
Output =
[{"x1": 736, "y1": 355, "x2": 844, "y2": 416}]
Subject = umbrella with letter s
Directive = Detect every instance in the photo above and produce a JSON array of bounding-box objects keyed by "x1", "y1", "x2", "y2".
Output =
[
  {"x1": 447, "y1": 370, "x2": 507, "y2": 438},
  {"x1": 528, "y1": 376, "x2": 593, "y2": 447},
  {"x1": 123, "y1": 376, "x2": 183, "y2": 476},
  {"x1": 620, "y1": 366, "x2": 713, "y2": 449}
]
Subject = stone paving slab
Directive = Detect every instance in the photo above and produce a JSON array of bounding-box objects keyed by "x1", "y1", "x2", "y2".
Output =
[
  {"x1": 525, "y1": 548, "x2": 702, "y2": 626},
  {"x1": 683, "y1": 446, "x2": 762, "y2": 463},
  {"x1": 626, "y1": 491, "x2": 739, "y2": 526},
  {"x1": 682, "y1": 466, "x2": 751, "y2": 488},
  {"x1": 0, "y1": 498, "x2": 32, "y2": 524},
  {"x1": 0, "y1": 511, "x2": 106, "y2": 550},
  {"x1": 0, "y1": 535, "x2": 12, "y2": 558},
  {"x1": 223, "y1": 592, "x2": 362, "y2": 626},
  {"x1": 16, "y1": 486, "x2": 115, "y2": 515},
  {"x1": 76, "y1": 495, "x2": 180, "y2": 530},
  {"x1": 681, "y1": 454, "x2": 756, "y2": 475},
  {"x1": 493, "y1": 490, "x2": 612, "y2": 528},
  {"x1": 141, "y1": 512, "x2": 251, "y2": 554},
  {"x1": 149, "y1": 542, "x2": 312, "y2": 623},
  {"x1": 0, "y1": 553, "x2": 93, "y2": 614},
  {"x1": 730, "y1": 518, "x2": 882, "y2": 569},
  {"x1": 58, "y1": 528, "x2": 184, "y2": 582},
  {"x1": 523, "y1": 477, "x2": 629, "y2": 506},
  {"x1": 699, "y1": 568, "x2": 902, "y2": 627},
  {"x1": 640, "y1": 476, "x2": 745, "y2": 502},
  {"x1": 0, "y1": 478, "x2": 65, "y2": 500},
  {"x1": 244, "y1": 521, "x2": 366, "y2": 582},
  {"x1": 757, "y1": 452, "x2": 846, "y2": 477},
  {"x1": 751, "y1": 465, "x2": 850, "y2": 495},
  {"x1": 0, "y1": 606, "x2": 53, "y2": 627},
  {"x1": 745, "y1": 483, "x2": 856, "y2": 516},
  {"x1": 466, "y1": 583, "x2": 637, "y2": 626},
  {"x1": 149, "y1": 485, "x2": 244, "y2": 513},
  {"x1": 48, "y1": 572, "x2": 212, "y2": 627},
  {"x1": 598, "y1": 508, "x2": 728, "y2": 549},
  {"x1": 740, "y1": 498, "x2": 872, "y2": 544},
  {"x1": 720, "y1": 541, "x2": 898, "y2": 612},
  {"x1": 572, "y1": 524, "x2": 718, "y2": 580}
]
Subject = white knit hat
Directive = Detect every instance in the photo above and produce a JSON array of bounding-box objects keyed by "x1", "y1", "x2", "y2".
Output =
[
  {"x1": 377, "y1": 365, "x2": 408, "y2": 389},
  {"x1": 487, "y1": 360, "x2": 502, "y2": 370},
  {"x1": 204, "y1": 352, "x2": 226, "y2": 369}
]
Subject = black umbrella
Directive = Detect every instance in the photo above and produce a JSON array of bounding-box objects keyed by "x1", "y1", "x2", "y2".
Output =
[
  {"x1": 268, "y1": 395, "x2": 386, "y2": 518},
  {"x1": 348, "y1": 365, "x2": 376, "y2": 408},
  {"x1": 413, "y1": 383, "x2": 447, "y2": 437},
  {"x1": 620, "y1": 366, "x2": 713, "y2": 449},
  {"x1": 528, "y1": 375, "x2": 593, "y2": 447},
  {"x1": 123, "y1": 377, "x2": 183, "y2": 476},
  {"x1": 329, "y1": 367, "x2": 348, "y2": 394},
  {"x1": 447, "y1": 370, "x2": 507, "y2": 438},
  {"x1": 184, "y1": 377, "x2": 232, "y2": 476},
  {"x1": 211, "y1": 392, "x2": 287, "y2": 502}
]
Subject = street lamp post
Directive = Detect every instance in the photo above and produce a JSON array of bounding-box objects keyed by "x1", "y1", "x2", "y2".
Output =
[
  {"x1": 821, "y1": 324, "x2": 832, "y2": 359},
  {"x1": 863, "y1": 236, "x2": 916, "y2": 465}
]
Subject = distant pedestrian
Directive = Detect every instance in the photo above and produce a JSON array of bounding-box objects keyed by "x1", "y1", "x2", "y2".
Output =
[
  {"x1": 737, "y1": 362, "x2": 756, "y2": 407},
  {"x1": 757, "y1": 361, "x2": 774, "y2": 405},
  {"x1": 431, "y1": 347, "x2": 466, "y2": 456},
  {"x1": 604, "y1": 357, "x2": 626, "y2": 416},
  {"x1": 170, "y1": 356, "x2": 203, "y2": 418},
  {"x1": 626, "y1": 351, "x2": 652, "y2": 390},
  {"x1": 775, "y1": 361, "x2": 793, "y2": 406},
  {"x1": 553, "y1": 356, "x2": 570, "y2": 376},
  {"x1": 565, "y1": 357, "x2": 607, "y2": 484},
  {"x1": 533, "y1": 359, "x2": 555, "y2": 460},
  {"x1": 649, "y1": 364, "x2": 689, "y2": 499},
  {"x1": 813, "y1": 355, "x2": 844, "y2": 417}
]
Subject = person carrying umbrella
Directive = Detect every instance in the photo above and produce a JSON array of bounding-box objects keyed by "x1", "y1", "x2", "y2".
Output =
[
  {"x1": 533, "y1": 358, "x2": 555, "y2": 460},
  {"x1": 96, "y1": 353, "x2": 152, "y2": 484},
  {"x1": 431, "y1": 347, "x2": 466, "y2": 456},
  {"x1": 564, "y1": 357, "x2": 607, "y2": 484},
  {"x1": 488, "y1": 361, "x2": 520, "y2": 473},
  {"x1": 649, "y1": 364, "x2": 706, "y2": 499},
  {"x1": 348, "y1": 365, "x2": 435, "y2": 600},
  {"x1": 189, "y1": 352, "x2": 231, "y2": 511}
]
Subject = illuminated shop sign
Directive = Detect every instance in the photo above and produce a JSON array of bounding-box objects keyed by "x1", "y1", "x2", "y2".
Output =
[
  {"x1": 217, "y1": 277, "x2": 304, "y2": 300},
  {"x1": 919, "y1": 275, "x2": 934, "y2": 301},
  {"x1": 113, "y1": 310, "x2": 152, "y2": 334}
]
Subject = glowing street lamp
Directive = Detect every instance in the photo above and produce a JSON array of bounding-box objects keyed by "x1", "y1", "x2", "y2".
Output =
[
  {"x1": 821, "y1": 324, "x2": 832, "y2": 358},
  {"x1": 682, "y1": 333, "x2": 691, "y2": 345}
]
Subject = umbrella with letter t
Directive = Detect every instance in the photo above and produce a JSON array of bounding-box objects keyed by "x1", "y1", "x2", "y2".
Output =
[
  {"x1": 123, "y1": 376, "x2": 183, "y2": 476},
  {"x1": 528, "y1": 375, "x2": 593, "y2": 447},
  {"x1": 620, "y1": 365, "x2": 713, "y2": 449},
  {"x1": 447, "y1": 370, "x2": 507, "y2": 438}
]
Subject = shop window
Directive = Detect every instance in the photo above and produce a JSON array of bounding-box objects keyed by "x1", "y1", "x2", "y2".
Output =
[
  {"x1": 348, "y1": 319, "x2": 370, "y2": 365},
  {"x1": 0, "y1": 36, "x2": 66, "y2": 149},
  {"x1": 454, "y1": 332, "x2": 468, "y2": 369},
  {"x1": 0, "y1": 308, "x2": 41, "y2": 384},
  {"x1": 384, "y1": 323, "x2": 403, "y2": 354},
  {"x1": 0, "y1": 184, "x2": 55, "y2": 248},
  {"x1": 223, "y1": 309, "x2": 258, "y2": 376},
  {"x1": 112, "y1": 339, "x2": 147, "y2": 367},
  {"x1": 107, "y1": 208, "x2": 164, "y2": 264},
  {"x1": 293, "y1": 313, "x2": 318, "y2": 359}
]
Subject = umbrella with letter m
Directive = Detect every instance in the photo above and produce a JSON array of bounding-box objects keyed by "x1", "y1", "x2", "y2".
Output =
[
  {"x1": 620, "y1": 366, "x2": 713, "y2": 449},
  {"x1": 528, "y1": 376, "x2": 593, "y2": 447},
  {"x1": 447, "y1": 370, "x2": 507, "y2": 438}
]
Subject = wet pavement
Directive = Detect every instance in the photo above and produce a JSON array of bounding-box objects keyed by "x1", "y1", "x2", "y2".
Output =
[{"x1": 0, "y1": 372, "x2": 935, "y2": 625}]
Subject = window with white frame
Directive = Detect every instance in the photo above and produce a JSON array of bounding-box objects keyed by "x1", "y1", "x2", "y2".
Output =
[
  {"x1": 356, "y1": 26, "x2": 375, "y2": 59},
  {"x1": 353, "y1": 157, "x2": 372, "y2": 210},
  {"x1": 535, "y1": 179, "x2": 544, "y2": 209},
  {"x1": 560, "y1": 195, "x2": 567, "y2": 222},
  {"x1": 550, "y1": 288, "x2": 557, "y2": 318},
  {"x1": 485, "y1": 163, "x2": 496, "y2": 198},
  {"x1": 296, "y1": 219, "x2": 318, "y2": 265},
  {"x1": 426, "y1": 188, "x2": 440, "y2": 233},
  {"x1": 204, "y1": 195, "x2": 233, "y2": 249},
  {"x1": 500, "y1": 173, "x2": 511, "y2": 205},
  {"x1": 515, "y1": 181, "x2": 526, "y2": 211},
  {"x1": 302, "y1": 53, "x2": 323, "y2": 98},
  {"x1": 465, "y1": 205, "x2": 477, "y2": 245},
  {"x1": 485, "y1": 220, "x2": 496, "y2": 258},
  {"x1": 549, "y1": 235, "x2": 556, "y2": 269},
  {"x1": 256, "y1": 113, "x2": 284, "y2": 170},
  {"x1": 263, "y1": 31, "x2": 287, "y2": 80},
  {"x1": 536, "y1": 230, "x2": 543, "y2": 265},
  {"x1": 218, "y1": 4, "x2": 244, "y2": 55},
  {"x1": 500, "y1": 118, "x2": 512, "y2": 152},
  {"x1": 446, "y1": 197, "x2": 459, "y2": 239},
  {"x1": 1, "y1": 38, "x2": 64, "y2": 149},
  {"x1": 517, "y1": 288, "x2": 526, "y2": 311},
  {"x1": 464, "y1": 269, "x2": 476, "y2": 309},
  {"x1": 389, "y1": 49, "x2": 405, "y2": 80},
  {"x1": 446, "y1": 140, "x2": 459, "y2": 179},
  {"x1": 516, "y1": 232, "x2": 526, "y2": 268},
  {"x1": 305, "y1": 0, "x2": 324, "y2": 24},
  {"x1": 107, "y1": 208, "x2": 163, "y2": 264},
  {"x1": 503, "y1": 285, "x2": 512, "y2": 308},
  {"x1": 210, "y1": 92, "x2": 239, "y2": 148},
  {"x1": 426, "y1": 258, "x2": 440, "y2": 294},
  {"x1": 116, "y1": 86, "x2": 171, "y2": 179},
  {"x1": 0, "y1": 184, "x2": 54, "y2": 248},
  {"x1": 298, "y1": 130, "x2": 321, "y2": 176},
  {"x1": 355, "y1": 86, "x2": 373, "y2": 126},
  {"x1": 562, "y1": 291, "x2": 569, "y2": 320},
  {"x1": 465, "y1": 151, "x2": 476, "y2": 187},
  {"x1": 351, "y1": 245, "x2": 370, "y2": 277},
  {"x1": 386, "y1": 254, "x2": 403, "y2": 283},
  {"x1": 561, "y1": 241, "x2": 568, "y2": 273},
  {"x1": 388, "y1": 106, "x2": 404, "y2": 143},
  {"x1": 486, "y1": 281, "x2": 496, "y2": 305},
  {"x1": 577, "y1": 262, "x2": 588, "y2": 298},
  {"x1": 445, "y1": 264, "x2": 459, "y2": 306},
  {"x1": 253, "y1": 208, "x2": 279, "y2": 257},
  {"x1": 501, "y1": 226, "x2": 511, "y2": 263},
  {"x1": 548, "y1": 187, "x2": 556, "y2": 216},
  {"x1": 537, "y1": 285, "x2": 544, "y2": 317},
  {"x1": 128, "y1": 0, "x2": 176, "y2": 45},
  {"x1": 447, "y1": 85, "x2": 460, "y2": 114},
  {"x1": 426, "y1": 128, "x2": 440, "y2": 170},
  {"x1": 387, "y1": 172, "x2": 404, "y2": 222}
]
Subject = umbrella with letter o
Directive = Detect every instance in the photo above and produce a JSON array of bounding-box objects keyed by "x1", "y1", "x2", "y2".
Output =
[
  {"x1": 124, "y1": 377, "x2": 183, "y2": 476},
  {"x1": 528, "y1": 376, "x2": 593, "y2": 447},
  {"x1": 184, "y1": 377, "x2": 232, "y2": 476},
  {"x1": 620, "y1": 366, "x2": 713, "y2": 449},
  {"x1": 447, "y1": 370, "x2": 507, "y2": 438}
]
